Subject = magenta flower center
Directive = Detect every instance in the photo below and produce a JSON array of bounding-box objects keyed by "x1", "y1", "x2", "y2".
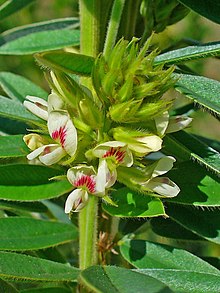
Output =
[
  {"x1": 74, "y1": 175, "x2": 96, "y2": 194},
  {"x1": 52, "y1": 126, "x2": 67, "y2": 148},
  {"x1": 103, "y1": 147, "x2": 126, "y2": 163}
]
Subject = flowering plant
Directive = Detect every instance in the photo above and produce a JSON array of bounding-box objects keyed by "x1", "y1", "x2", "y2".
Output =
[{"x1": 0, "y1": 0, "x2": 220, "y2": 292}]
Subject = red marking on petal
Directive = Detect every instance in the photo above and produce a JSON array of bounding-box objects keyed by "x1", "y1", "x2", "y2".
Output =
[
  {"x1": 74, "y1": 175, "x2": 96, "y2": 194},
  {"x1": 52, "y1": 126, "x2": 67, "y2": 148},
  {"x1": 103, "y1": 147, "x2": 126, "y2": 163},
  {"x1": 43, "y1": 146, "x2": 51, "y2": 155}
]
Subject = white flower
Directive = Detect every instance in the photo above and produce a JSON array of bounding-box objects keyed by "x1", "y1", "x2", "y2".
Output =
[
  {"x1": 27, "y1": 110, "x2": 77, "y2": 165},
  {"x1": 155, "y1": 111, "x2": 192, "y2": 136},
  {"x1": 23, "y1": 92, "x2": 64, "y2": 120},
  {"x1": 93, "y1": 141, "x2": 133, "y2": 167},
  {"x1": 142, "y1": 156, "x2": 180, "y2": 197}
]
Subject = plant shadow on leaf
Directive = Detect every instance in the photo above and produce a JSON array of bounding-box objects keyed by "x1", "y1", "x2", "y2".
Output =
[{"x1": 166, "y1": 161, "x2": 220, "y2": 206}]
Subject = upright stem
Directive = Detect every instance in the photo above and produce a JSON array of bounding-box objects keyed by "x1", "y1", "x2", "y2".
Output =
[
  {"x1": 103, "y1": 0, "x2": 126, "y2": 57},
  {"x1": 79, "y1": 0, "x2": 101, "y2": 270}
]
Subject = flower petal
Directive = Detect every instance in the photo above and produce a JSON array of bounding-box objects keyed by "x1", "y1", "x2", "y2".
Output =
[
  {"x1": 146, "y1": 177, "x2": 180, "y2": 197},
  {"x1": 48, "y1": 110, "x2": 77, "y2": 157},
  {"x1": 47, "y1": 92, "x2": 64, "y2": 113},
  {"x1": 166, "y1": 116, "x2": 193, "y2": 133},
  {"x1": 128, "y1": 135, "x2": 162, "y2": 155},
  {"x1": 67, "y1": 165, "x2": 96, "y2": 186},
  {"x1": 151, "y1": 156, "x2": 176, "y2": 178},
  {"x1": 96, "y1": 160, "x2": 117, "y2": 194},
  {"x1": 65, "y1": 189, "x2": 88, "y2": 213},
  {"x1": 24, "y1": 95, "x2": 48, "y2": 120},
  {"x1": 39, "y1": 145, "x2": 66, "y2": 165},
  {"x1": 155, "y1": 111, "x2": 169, "y2": 136}
]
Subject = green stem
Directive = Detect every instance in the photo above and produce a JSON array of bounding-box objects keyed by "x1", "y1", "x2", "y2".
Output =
[
  {"x1": 103, "y1": 0, "x2": 126, "y2": 57},
  {"x1": 79, "y1": 0, "x2": 101, "y2": 270}
]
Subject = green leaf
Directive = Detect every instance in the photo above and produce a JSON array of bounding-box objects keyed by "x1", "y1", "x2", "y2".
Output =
[
  {"x1": 0, "y1": 135, "x2": 29, "y2": 158},
  {"x1": 0, "y1": 72, "x2": 48, "y2": 102},
  {"x1": 1, "y1": 17, "x2": 79, "y2": 43},
  {"x1": 178, "y1": 0, "x2": 220, "y2": 24},
  {"x1": 0, "y1": 217, "x2": 77, "y2": 251},
  {"x1": 0, "y1": 0, "x2": 35, "y2": 21},
  {"x1": 0, "y1": 200, "x2": 48, "y2": 213},
  {"x1": 174, "y1": 73, "x2": 220, "y2": 117},
  {"x1": 166, "y1": 161, "x2": 220, "y2": 206},
  {"x1": 0, "y1": 95, "x2": 42, "y2": 124},
  {"x1": 103, "y1": 187, "x2": 166, "y2": 218},
  {"x1": 136, "y1": 269, "x2": 220, "y2": 293},
  {"x1": 0, "y1": 117, "x2": 27, "y2": 134},
  {"x1": 0, "y1": 279, "x2": 19, "y2": 293},
  {"x1": 0, "y1": 29, "x2": 80, "y2": 55},
  {"x1": 36, "y1": 51, "x2": 95, "y2": 76},
  {"x1": 0, "y1": 164, "x2": 72, "y2": 201},
  {"x1": 120, "y1": 239, "x2": 219, "y2": 274},
  {"x1": 166, "y1": 204, "x2": 220, "y2": 245},
  {"x1": 150, "y1": 217, "x2": 202, "y2": 241},
  {"x1": 21, "y1": 287, "x2": 72, "y2": 293},
  {"x1": 0, "y1": 251, "x2": 79, "y2": 282},
  {"x1": 79, "y1": 265, "x2": 171, "y2": 293},
  {"x1": 164, "y1": 131, "x2": 220, "y2": 176},
  {"x1": 155, "y1": 42, "x2": 220, "y2": 65},
  {"x1": 0, "y1": 164, "x2": 65, "y2": 186}
]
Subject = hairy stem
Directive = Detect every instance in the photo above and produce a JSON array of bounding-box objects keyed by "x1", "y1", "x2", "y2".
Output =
[
  {"x1": 103, "y1": 0, "x2": 126, "y2": 57},
  {"x1": 79, "y1": 0, "x2": 101, "y2": 270}
]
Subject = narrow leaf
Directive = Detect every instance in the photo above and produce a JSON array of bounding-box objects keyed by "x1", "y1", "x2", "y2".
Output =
[
  {"x1": 103, "y1": 187, "x2": 166, "y2": 218},
  {"x1": 166, "y1": 203, "x2": 220, "y2": 244},
  {"x1": 174, "y1": 73, "x2": 220, "y2": 117},
  {"x1": 178, "y1": 0, "x2": 220, "y2": 24},
  {"x1": 155, "y1": 42, "x2": 220, "y2": 65},
  {"x1": 0, "y1": 135, "x2": 29, "y2": 158},
  {"x1": 166, "y1": 161, "x2": 220, "y2": 206},
  {"x1": 79, "y1": 265, "x2": 171, "y2": 293},
  {"x1": 20, "y1": 287, "x2": 72, "y2": 293},
  {"x1": 0, "y1": 29, "x2": 80, "y2": 55},
  {"x1": 36, "y1": 51, "x2": 95, "y2": 76},
  {"x1": 0, "y1": 0, "x2": 35, "y2": 21},
  {"x1": 0, "y1": 217, "x2": 77, "y2": 251},
  {"x1": 0, "y1": 251, "x2": 79, "y2": 282},
  {"x1": 1, "y1": 17, "x2": 79, "y2": 43},
  {"x1": 164, "y1": 131, "x2": 220, "y2": 176},
  {"x1": 120, "y1": 239, "x2": 219, "y2": 274},
  {"x1": 0, "y1": 72, "x2": 48, "y2": 102}
]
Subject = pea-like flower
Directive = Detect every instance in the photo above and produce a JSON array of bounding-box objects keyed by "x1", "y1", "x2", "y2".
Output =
[
  {"x1": 65, "y1": 164, "x2": 114, "y2": 213},
  {"x1": 25, "y1": 110, "x2": 77, "y2": 165}
]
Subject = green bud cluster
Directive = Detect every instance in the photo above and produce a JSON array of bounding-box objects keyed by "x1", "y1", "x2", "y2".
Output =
[
  {"x1": 92, "y1": 37, "x2": 175, "y2": 123},
  {"x1": 140, "y1": 0, "x2": 189, "y2": 36}
]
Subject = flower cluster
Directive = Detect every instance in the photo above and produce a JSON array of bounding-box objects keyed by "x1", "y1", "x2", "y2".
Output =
[{"x1": 23, "y1": 38, "x2": 192, "y2": 213}]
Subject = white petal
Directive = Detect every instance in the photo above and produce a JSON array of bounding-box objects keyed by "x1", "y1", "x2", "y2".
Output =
[
  {"x1": 146, "y1": 177, "x2": 180, "y2": 197},
  {"x1": 166, "y1": 116, "x2": 193, "y2": 133},
  {"x1": 24, "y1": 100, "x2": 48, "y2": 120},
  {"x1": 48, "y1": 110, "x2": 77, "y2": 157},
  {"x1": 48, "y1": 92, "x2": 64, "y2": 113},
  {"x1": 67, "y1": 165, "x2": 96, "y2": 186},
  {"x1": 96, "y1": 160, "x2": 117, "y2": 194},
  {"x1": 155, "y1": 111, "x2": 169, "y2": 136},
  {"x1": 128, "y1": 135, "x2": 162, "y2": 155},
  {"x1": 93, "y1": 141, "x2": 126, "y2": 158},
  {"x1": 25, "y1": 95, "x2": 48, "y2": 107},
  {"x1": 27, "y1": 145, "x2": 47, "y2": 161},
  {"x1": 39, "y1": 145, "x2": 66, "y2": 165},
  {"x1": 65, "y1": 189, "x2": 88, "y2": 213},
  {"x1": 152, "y1": 156, "x2": 176, "y2": 178}
]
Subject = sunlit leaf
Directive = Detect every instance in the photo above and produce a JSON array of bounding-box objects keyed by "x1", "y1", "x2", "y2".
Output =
[
  {"x1": 0, "y1": 0, "x2": 35, "y2": 21},
  {"x1": 36, "y1": 51, "x2": 95, "y2": 76},
  {"x1": 103, "y1": 187, "x2": 166, "y2": 218},
  {"x1": 0, "y1": 29, "x2": 80, "y2": 55},
  {"x1": 155, "y1": 42, "x2": 220, "y2": 65},
  {"x1": 0, "y1": 251, "x2": 79, "y2": 282},
  {"x1": 0, "y1": 217, "x2": 77, "y2": 250},
  {"x1": 174, "y1": 73, "x2": 220, "y2": 117}
]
